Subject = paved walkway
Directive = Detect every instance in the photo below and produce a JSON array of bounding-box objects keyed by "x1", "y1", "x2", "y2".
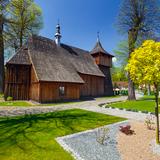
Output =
[
  {"x1": 0, "y1": 96, "x2": 127, "y2": 117},
  {"x1": 0, "y1": 94, "x2": 149, "y2": 121}
]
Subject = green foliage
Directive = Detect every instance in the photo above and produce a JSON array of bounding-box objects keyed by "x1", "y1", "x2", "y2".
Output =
[
  {"x1": 112, "y1": 41, "x2": 128, "y2": 82},
  {"x1": 113, "y1": 40, "x2": 129, "y2": 67},
  {"x1": 111, "y1": 66, "x2": 127, "y2": 82},
  {"x1": 5, "y1": 0, "x2": 43, "y2": 48},
  {"x1": 0, "y1": 109, "x2": 125, "y2": 160},
  {"x1": 6, "y1": 96, "x2": 13, "y2": 101},
  {"x1": 126, "y1": 40, "x2": 160, "y2": 85},
  {"x1": 0, "y1": 93, "x2": 3, "y2": 98}
]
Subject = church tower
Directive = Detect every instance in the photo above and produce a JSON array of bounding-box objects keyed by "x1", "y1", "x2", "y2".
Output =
[{"x1": 90, "y1": 35, "x2": 114, "y2": 96}]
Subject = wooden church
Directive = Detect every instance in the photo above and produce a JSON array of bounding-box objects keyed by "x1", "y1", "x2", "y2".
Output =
[{"x1": 4, "y1": 24, "x2": 114, "y2": 103}]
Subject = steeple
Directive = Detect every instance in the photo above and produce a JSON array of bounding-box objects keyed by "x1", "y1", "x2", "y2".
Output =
[
  {"x1": 97, "y1": 31, "x2": 100, "y2": 42},
  {"x1": 55, "y1": 22, "x2": 62, "y2": 46},
  {"x1": 90, "y1": 33, "x2": 114, "y2": 57}
]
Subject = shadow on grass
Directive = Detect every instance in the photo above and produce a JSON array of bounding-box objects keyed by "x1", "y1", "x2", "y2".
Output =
[
  {"x1": 0, "y1": 109, "x2": 124, "y2": 160},
  {"x1": 0, "y1": 110, "x2": 96, "y2": 154}
]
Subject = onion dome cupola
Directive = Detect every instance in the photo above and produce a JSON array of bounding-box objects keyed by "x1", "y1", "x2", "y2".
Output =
[{"x1": 55, "y1": 23, "x2": 62, "y2": 46}]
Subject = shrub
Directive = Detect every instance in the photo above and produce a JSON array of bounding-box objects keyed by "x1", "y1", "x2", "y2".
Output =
[
  {"x1": 119, "y1": 125, "x2": 135, "y2": 135},
  {"x1": 99, "y1": 103, "x2": 105, "y2": 107},
  {"x1": 141, "y1": 110, "x2": 148, "y2": 114},
  {"x1": 7, "y1": 96, "x2": 13, "y2": 101},
  {"x1": 132, "y1": 109, "x2": 138, "y2": 112},
  {"x1": 145, "y1": 115, "x2": 155, "y2": 130},
  {"x1": 0, "y1": 94, "x2": 4, "y2": 98},
  {"x1": 96, "y1": 127, "x2": 110, "y2": 145}
]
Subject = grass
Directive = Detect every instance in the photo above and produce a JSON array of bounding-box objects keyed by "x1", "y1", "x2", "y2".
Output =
[
  {"x1": 0, "y1": 95, "x2": 120, "y2": 107},
  {"x1": 0, "y1": 101, "x2": 33, "y2": 107},
  {"x1": 39, "y1": 101, "x2": 82, "y2": 106},
  {"x1": 139, "y1": 95, "x2": 156, "y2": 101},
  {"x1": 95, "y1": 95, "x2": 120, "y2": 100},
  {"x1": 108, "y1": 97, "x2": 159, "y2": 113},
  {"x1": 0, "y1": 109, "x2": 125, "y2": 160}
]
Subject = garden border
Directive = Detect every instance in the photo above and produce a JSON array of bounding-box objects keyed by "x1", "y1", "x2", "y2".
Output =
[
  {"x1": 99, "y1": 102, "x2": 155, "y2": 115},
  {"x1": 56, "y1": 120, "x2": 129, "y2": 160}
]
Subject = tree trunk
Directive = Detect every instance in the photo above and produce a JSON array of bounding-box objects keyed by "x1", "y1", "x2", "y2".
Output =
[
  {"x1": 148, "y1": 84, "x2": 151, "y2": 96},
  {"x1": 128, "y1": 74, "x2": 136, "y2": 100},
  {"x1": 154, "y1": 84, "x2": 159, "y2": 144},
  {"x1": 127, "y1": 29, "x2": 138, "y2": 100},
  {"x1": 0, "y1": 14, "x2": 4, "y2": 93}
]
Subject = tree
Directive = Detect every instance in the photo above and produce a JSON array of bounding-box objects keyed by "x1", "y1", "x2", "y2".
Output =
[
  {"x1": 0, "y1": 0, "x2": 10, "y2": 93},
  {"x1": 113, "y1": 41, "x2": 128, "y2": 83},
  {"x1": 126, "y1": 40, "x2": 160, "y2": 144},
  {"x1": 5, "y1": 0, "x2": 43, "y2": 49},
  {"x1": 111, "y1": 65, "x2": 127, "y2": 82},
  {"x1": 114, "y1": 41, "x2": 129, "y2": 68},
  {"x1": 117, "y1": 0, "x2": 160, "y2": 100},
  {"x1": 0, "y1": 0, "x2": 42, "y2": 94}
]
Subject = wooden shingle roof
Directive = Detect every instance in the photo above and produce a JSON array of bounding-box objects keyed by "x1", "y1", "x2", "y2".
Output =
[
  {"x1": 90, "y1": 41, "x2": 114, "y2": 57},
  {"x1": 7, "y1": 47, "x2": 31, "y2": 65},
  {"x1": 7, "y1": 35, "x2": 105, "y2": 83}
]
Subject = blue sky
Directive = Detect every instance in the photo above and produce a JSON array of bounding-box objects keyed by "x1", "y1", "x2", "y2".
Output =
[{"x1": 34, "y1": 0, "x2": 124, "y2": 54}]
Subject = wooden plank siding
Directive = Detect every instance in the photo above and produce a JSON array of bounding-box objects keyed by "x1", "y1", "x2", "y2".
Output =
[
  {"x1": 39, "y1": 82, "x2": 81, "y2": 103},
  {"x1": 5, "y1": 65, "x2": 31, "y2": 100},
  {"x1": 5, "y1": 66, "x2": 106, "y2": 102},
  {"x1": 79, "y1": 73, "x2": 104, "y2": 97},
  {"x1": 92, "y1": 53, "x2": 112, "y2": 67},
  {"x1": 99, "y1": 55, "x2": 112, "y2": 67},
  {"x1": 29, "y1": 67, "x2": 40, "y2": 102}
]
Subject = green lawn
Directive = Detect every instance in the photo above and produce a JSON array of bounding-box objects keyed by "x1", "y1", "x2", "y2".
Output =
[
  {"x1": 0, "y1": 109, "x2": 125, "y2": 160},
  {"x1": 108, "y1": 100, "x2": 156, "y2": 113},
  {"x1": 0, "y1": 101, "x2": 33, "y2": 107},
  {"x1": 0, "y1": 96, "x2": 120, "y2": 107},
  {"x1": 39, "y1": 101, "x2": 82, "y2": 106},
  {"x1": 139, "y1": 95, "x2": 157, "y2": 101}
]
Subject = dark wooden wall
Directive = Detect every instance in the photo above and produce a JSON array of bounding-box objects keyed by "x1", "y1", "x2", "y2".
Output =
[
  {"x1": 39, "y1": 82, "x2": 81, "y2": 103},
  {"x1": 98, "y1": 65, "x2": 114, "y2": 96},
  {"x1": 5, "y1": 64, "x2": 31, "y2": 100},
  {"x1": 79, "y1": 73, "x2": 104, "y2": 97}
]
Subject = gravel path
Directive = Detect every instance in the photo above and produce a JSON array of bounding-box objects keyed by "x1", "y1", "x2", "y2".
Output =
[{"x1": 56, "y1": 121, "x2": 129, "y2": 160}]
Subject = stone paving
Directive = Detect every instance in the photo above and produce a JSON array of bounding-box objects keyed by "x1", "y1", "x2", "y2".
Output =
[
  {"x1": 0, "y1": 93, "x2": 148, "y2": 121},
  {"x1": 0, "y1": 96, "x2": 127, "y2": 117}
]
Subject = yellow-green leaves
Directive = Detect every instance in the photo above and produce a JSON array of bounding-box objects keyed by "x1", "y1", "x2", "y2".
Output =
[{"x1": 126, "y1": 40, "x2": 160, "y2": 85}]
